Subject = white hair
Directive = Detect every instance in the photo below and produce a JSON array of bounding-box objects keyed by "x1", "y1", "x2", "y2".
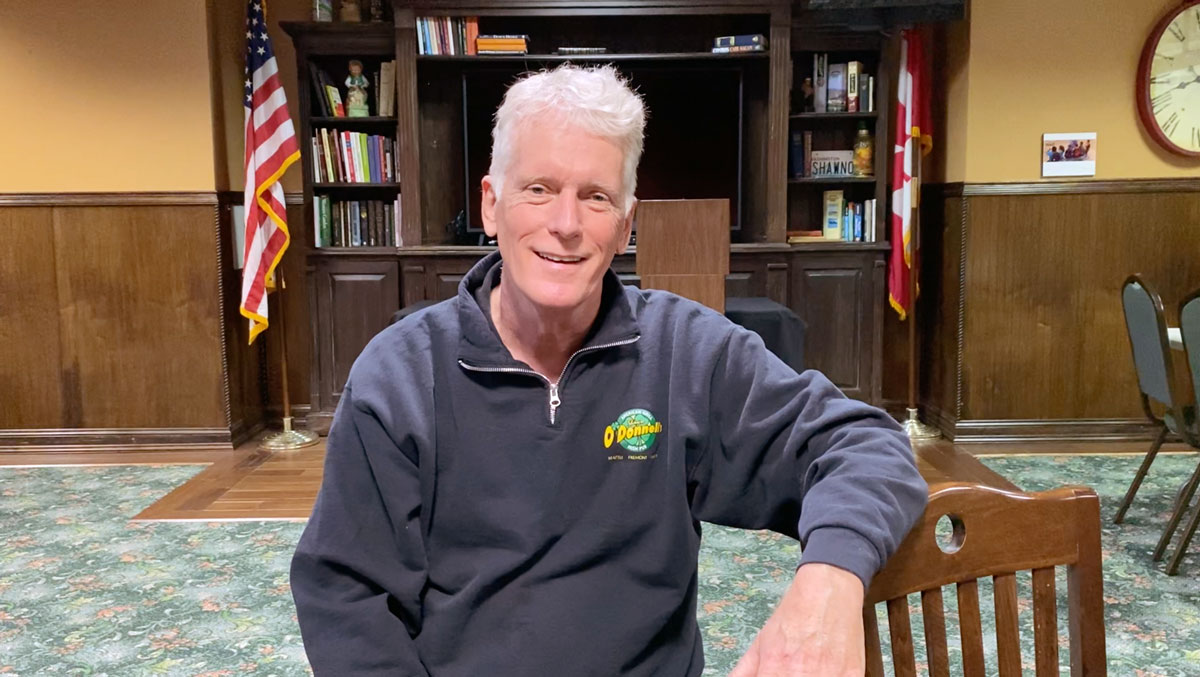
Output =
[{"x1": 488, "y1": 64, "x2": 647, "y2": 215}]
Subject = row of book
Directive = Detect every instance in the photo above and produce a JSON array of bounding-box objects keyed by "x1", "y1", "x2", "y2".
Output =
[
  {"x1": 308, "y1": 62, "x2": 396, "y2": 118},
  {"x1": 824, "y1": 192, "x2": 878, "y2": 243},
  {"x1": 417, "y1": 16, "x2": 480, "y2": 55},
  {"x1": 811, "y1": 55, "x2": 875, "y2": 114},
  {"x1": 310, "y1": 129, "x2": 397, "y2": 184},
  {"x1": 313, "y1": 197, "x2": 402, "y2": 248}
]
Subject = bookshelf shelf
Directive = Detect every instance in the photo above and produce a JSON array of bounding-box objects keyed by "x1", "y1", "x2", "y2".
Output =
[
  {"x1": 313, "y1": 182, "x2": 403, "y2": 189},
  {"x1": 312, "y1": 116, "x2": 398, "y2": 125},
  {"x1": 787, "y1": 241, "x2": 891, "y2": 252},
  {"x1": 416, "y1": 51, "x2": 770, "y2": 62},
  {"x1": 788, "y1": 177, "x2": 876, "y2": 184},
  {"x1": 790, "y1": 112, "x2": 877, "y2": 120}
]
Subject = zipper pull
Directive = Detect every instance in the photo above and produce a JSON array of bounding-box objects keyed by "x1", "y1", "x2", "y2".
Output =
[{"x1": 548, "y1": 383, "x2": 561, "y2": 425}]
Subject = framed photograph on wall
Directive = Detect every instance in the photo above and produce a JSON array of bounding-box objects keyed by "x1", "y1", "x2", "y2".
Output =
[{"x1": 1042, "y1": 132, "x2": 1097, "y2": 177}]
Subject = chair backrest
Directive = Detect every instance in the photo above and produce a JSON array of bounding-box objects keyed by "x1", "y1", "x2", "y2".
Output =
[
  {"x1": 1121, "y1": 275, "x2": 1176, "y2": 409},
  {"x1": 1180, "y1": 287, "x2": 1200, "y2": 414},
  {"x1": 634, "y1": 198, "x2": 729, "y2": 313},
  {"x1": 864, "y1": 482, "x2": 1106, "y2": 677}
]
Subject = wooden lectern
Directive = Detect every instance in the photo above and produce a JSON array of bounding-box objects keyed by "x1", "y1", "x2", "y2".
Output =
[{"x1": 634, "y1": 199, "x2": 730, "y2": 313}]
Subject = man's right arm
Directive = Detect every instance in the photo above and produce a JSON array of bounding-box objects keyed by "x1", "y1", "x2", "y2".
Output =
[{"x1": 291, "y1": 383, "x2": 429, "y2": 675}]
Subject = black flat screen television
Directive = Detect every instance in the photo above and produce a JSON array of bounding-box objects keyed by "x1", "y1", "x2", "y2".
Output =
[{"x1": 461, "y1": 64, "x2": 745, "y2": 235}]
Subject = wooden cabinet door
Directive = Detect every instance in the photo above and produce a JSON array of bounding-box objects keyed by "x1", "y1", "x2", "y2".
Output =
[
  {"x1": 791, "y1": 253, "x2": 883, "y2": 404},
  {"x1": 313, "y1": 259, "x2": 400, "y2": 416}
]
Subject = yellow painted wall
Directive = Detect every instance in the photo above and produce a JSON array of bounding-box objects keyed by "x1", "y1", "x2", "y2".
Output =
[
  {"x1": 954, "y1": 0, "x2": 1199, "y2": 182},
  {"x1": 0, "y1": 2, "x2": 218, "y2": 192},
  {"x1": 212, "y1": 0, "x2": 309, "y2": 193}
]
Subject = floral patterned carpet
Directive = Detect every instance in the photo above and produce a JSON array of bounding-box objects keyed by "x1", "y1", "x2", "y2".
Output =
[{"x1": 0, "y1": 453, "x2": 1197, "y2": 676}]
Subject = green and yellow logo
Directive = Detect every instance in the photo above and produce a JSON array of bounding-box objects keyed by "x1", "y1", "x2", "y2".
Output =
[{"x1": 604, "y1": 408, "x2": 663, "y2": 453}]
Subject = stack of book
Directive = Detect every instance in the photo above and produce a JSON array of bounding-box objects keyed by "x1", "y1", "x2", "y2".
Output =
[
  {"x1": 313, "y1": 197, "x2": 402, "y2": 248},
  {"x1": 311, "y1": 129, "x2": 397, "y2": 184},
  {"x1": 820, "y1": 191, "x2": 878, "y2": 243},
  {"x1": 711, "y1": 33, "x2": 766, "y2": 54},
  {"x1": 811, "y1": 55, "x2": 875, "y2": 113},
  {"x1": 417, "y1": 16, "x2": 479, "y2": 55},
  {"x1": 477, "y1": 34, "x2": 529, "y2": 55}
]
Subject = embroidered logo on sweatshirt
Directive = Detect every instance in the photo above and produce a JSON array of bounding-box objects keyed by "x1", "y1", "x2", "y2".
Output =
[{"x1": 604, "y1": 408, "x2": 662, "y2": 459}]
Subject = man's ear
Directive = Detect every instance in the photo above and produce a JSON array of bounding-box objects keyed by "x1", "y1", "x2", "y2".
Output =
[
  {"x1": 481, "y1": 175, "x2": 499, "y2": 238},
  {"x1": 616, "y1": 198, "x2": 637, "y2": 256}
]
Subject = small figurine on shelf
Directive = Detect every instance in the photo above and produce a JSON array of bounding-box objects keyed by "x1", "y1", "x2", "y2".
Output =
[
  {"x1": 339, "y1": 0, "x2": 361, "y2": 22},
  {"x1": 369, "y1": 0, "x2": 384, "y2": 22},
  {"x1": 800, "y1": 77, "x2": 815, "y2": 113},
  {"x1": 345, "y1": 60, "x2": 370, "y2": 117}
]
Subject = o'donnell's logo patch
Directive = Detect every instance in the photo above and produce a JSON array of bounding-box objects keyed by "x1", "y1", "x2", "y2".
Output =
[{"x1": 604, "y1": 408, "x2": 662, "y2": 461}]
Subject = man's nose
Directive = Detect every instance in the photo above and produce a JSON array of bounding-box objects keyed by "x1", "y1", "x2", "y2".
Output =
[{"x1": 547, "y1": 191, "x2": 582, "y2": 239}]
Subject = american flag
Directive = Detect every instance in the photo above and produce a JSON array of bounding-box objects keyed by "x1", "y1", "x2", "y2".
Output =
[{"x1": 240, "y1": 0, "x2": 300, "y2": 344}]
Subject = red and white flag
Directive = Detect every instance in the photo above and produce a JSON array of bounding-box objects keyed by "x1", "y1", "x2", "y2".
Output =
[
  {"x1": 240, "y1": 0, "x2": 301, "y2": 343},
  {"x1": 889, "y1": 29, "x2": 933, "y2": 320}
]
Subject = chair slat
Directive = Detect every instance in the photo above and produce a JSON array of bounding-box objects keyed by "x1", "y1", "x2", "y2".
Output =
[
  {"x1": 1032, "y1": 567, "x2": 1060, "y2": 677},
  {"x1": 887, "y1": 596, "x2": 918, "y2": 677},
  {"x1": 921, "y1": 587, "x2": 951, "y2": 677},
  {"x1": 864, "y1": 606, "x2": 885, "y2": 677},
  {"x1": 994, "y1": 572, "x2": 1022, "y2": 677},
  {"x1": 957, "y1": 579, "x2": 987, "y2": 677}
]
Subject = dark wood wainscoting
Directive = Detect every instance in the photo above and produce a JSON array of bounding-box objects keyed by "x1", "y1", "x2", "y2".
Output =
[
  {"x1": 0, "y1": 193, "x2": 259, "y2": 451},
  {"x1": 917, "y1": 179, "x2": 1200, "y2": 441}
]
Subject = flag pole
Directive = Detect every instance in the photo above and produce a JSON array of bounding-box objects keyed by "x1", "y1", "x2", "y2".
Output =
[
  {"x1": 901, "y1": 138, "x2": 940, "y2": 440},
  {"x1": 259, "y1": 270, "x2": 319, "y2": 450}
]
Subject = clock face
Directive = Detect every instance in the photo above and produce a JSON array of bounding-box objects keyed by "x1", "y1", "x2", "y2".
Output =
[{"x1": 1142, "y1": 2, "x2": 1200, "y2": 156}]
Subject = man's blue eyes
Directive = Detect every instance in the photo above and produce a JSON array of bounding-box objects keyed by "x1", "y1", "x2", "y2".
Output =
[{"x1": 526, "y1": 187, "x2": 610, "y2": 202}]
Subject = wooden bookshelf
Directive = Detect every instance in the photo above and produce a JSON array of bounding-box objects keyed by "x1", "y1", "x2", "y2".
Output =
[{"x1": 281, "y1": 1, "x2": 902, "y2": 429}]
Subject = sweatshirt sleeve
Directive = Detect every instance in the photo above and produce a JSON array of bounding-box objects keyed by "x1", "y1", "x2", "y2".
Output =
[
  {"x1": 291, "y1": 383, "x2": 429, "y2": 676},
  {"x1": 689, "y1": 327, "x2": 928, "y2": 588}
]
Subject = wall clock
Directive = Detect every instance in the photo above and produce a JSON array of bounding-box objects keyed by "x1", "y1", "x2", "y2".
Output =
[{"x1": 1137, "y1": 0, "x2": 1200, "y2": 157}]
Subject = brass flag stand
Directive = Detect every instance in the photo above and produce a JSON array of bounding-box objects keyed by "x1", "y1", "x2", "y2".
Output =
[
  {"x1": 901, "y1": 149, "x2": 940, "y2": 440},
  {"x1": 260, "y1": 271, "x2": 320, "y2": 450}
]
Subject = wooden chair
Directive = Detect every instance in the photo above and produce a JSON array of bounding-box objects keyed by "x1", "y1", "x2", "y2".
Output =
[{"x1": 864, "y1": 482, "x2": 1107, "y2": 677}]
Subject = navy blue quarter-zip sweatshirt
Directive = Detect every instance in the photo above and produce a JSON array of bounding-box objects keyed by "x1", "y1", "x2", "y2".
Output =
[{"x1": 291, "y1": 251, "x2": 927, "y2": 676}]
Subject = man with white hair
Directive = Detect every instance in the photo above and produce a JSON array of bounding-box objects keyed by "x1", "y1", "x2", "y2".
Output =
[{"x1": 291, "y1": 64, "x2": 927, "y2": 676}]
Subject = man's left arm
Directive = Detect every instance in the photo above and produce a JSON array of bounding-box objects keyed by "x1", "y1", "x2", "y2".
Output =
[{"x1": 690, "y1": 327, "x2": 928, "y2": 675}]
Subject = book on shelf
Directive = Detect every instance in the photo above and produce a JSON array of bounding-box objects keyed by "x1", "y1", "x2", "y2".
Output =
[
  {"x1": 711, "y1": 44, "x2": 765, "y2": 54},
  {"x1": 314, "y1": 197, "x2": 401, "y2": 248},
  {"x1": 788, "y1": 130, "x2": 815, "y2": 178},
  {"x1": 477, "y1": 35, "x2": 529, "y2": 54},
  {"x1": 714, "y1": 34, "x2": 765, "y2": 48},
  {"x1": 826, "y1": 63, "x2": 847, "y2": 113},
  {"x1": 823, "y1": 191, "x2": 844, "y2": 240},
  {"x1": 312, "y1": 0, "x2": 332, "y2": 21},
  {"x1": 813, "y1": 53, "x2": 827, "y2": 113},
  {"x1": 786, "y1": 229, "x2": 823, "y2": 244},
  {"x1": 417, "y1": 16, "x2": 480, "y2": 55},
  {"x1": 807, "y1": 55, "x2": 875, "y2": 114},
  {"x1": 847, "y1": 61, "x2": 863, "y2": 112},
  {"x1": 378, "y1": 60, "x2": 395, "y2": 117},
  {"x1": 819, "y1": 193, "x2": 878, "y2": 243},
  {"x1": 312, "y1": 128, "x2": 397, "y2": 183}
]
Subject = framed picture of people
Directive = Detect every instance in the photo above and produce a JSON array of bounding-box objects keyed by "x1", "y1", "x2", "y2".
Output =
[{"x1": 1042, "y1": 132, "x2": 1097, "y2": 177}]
